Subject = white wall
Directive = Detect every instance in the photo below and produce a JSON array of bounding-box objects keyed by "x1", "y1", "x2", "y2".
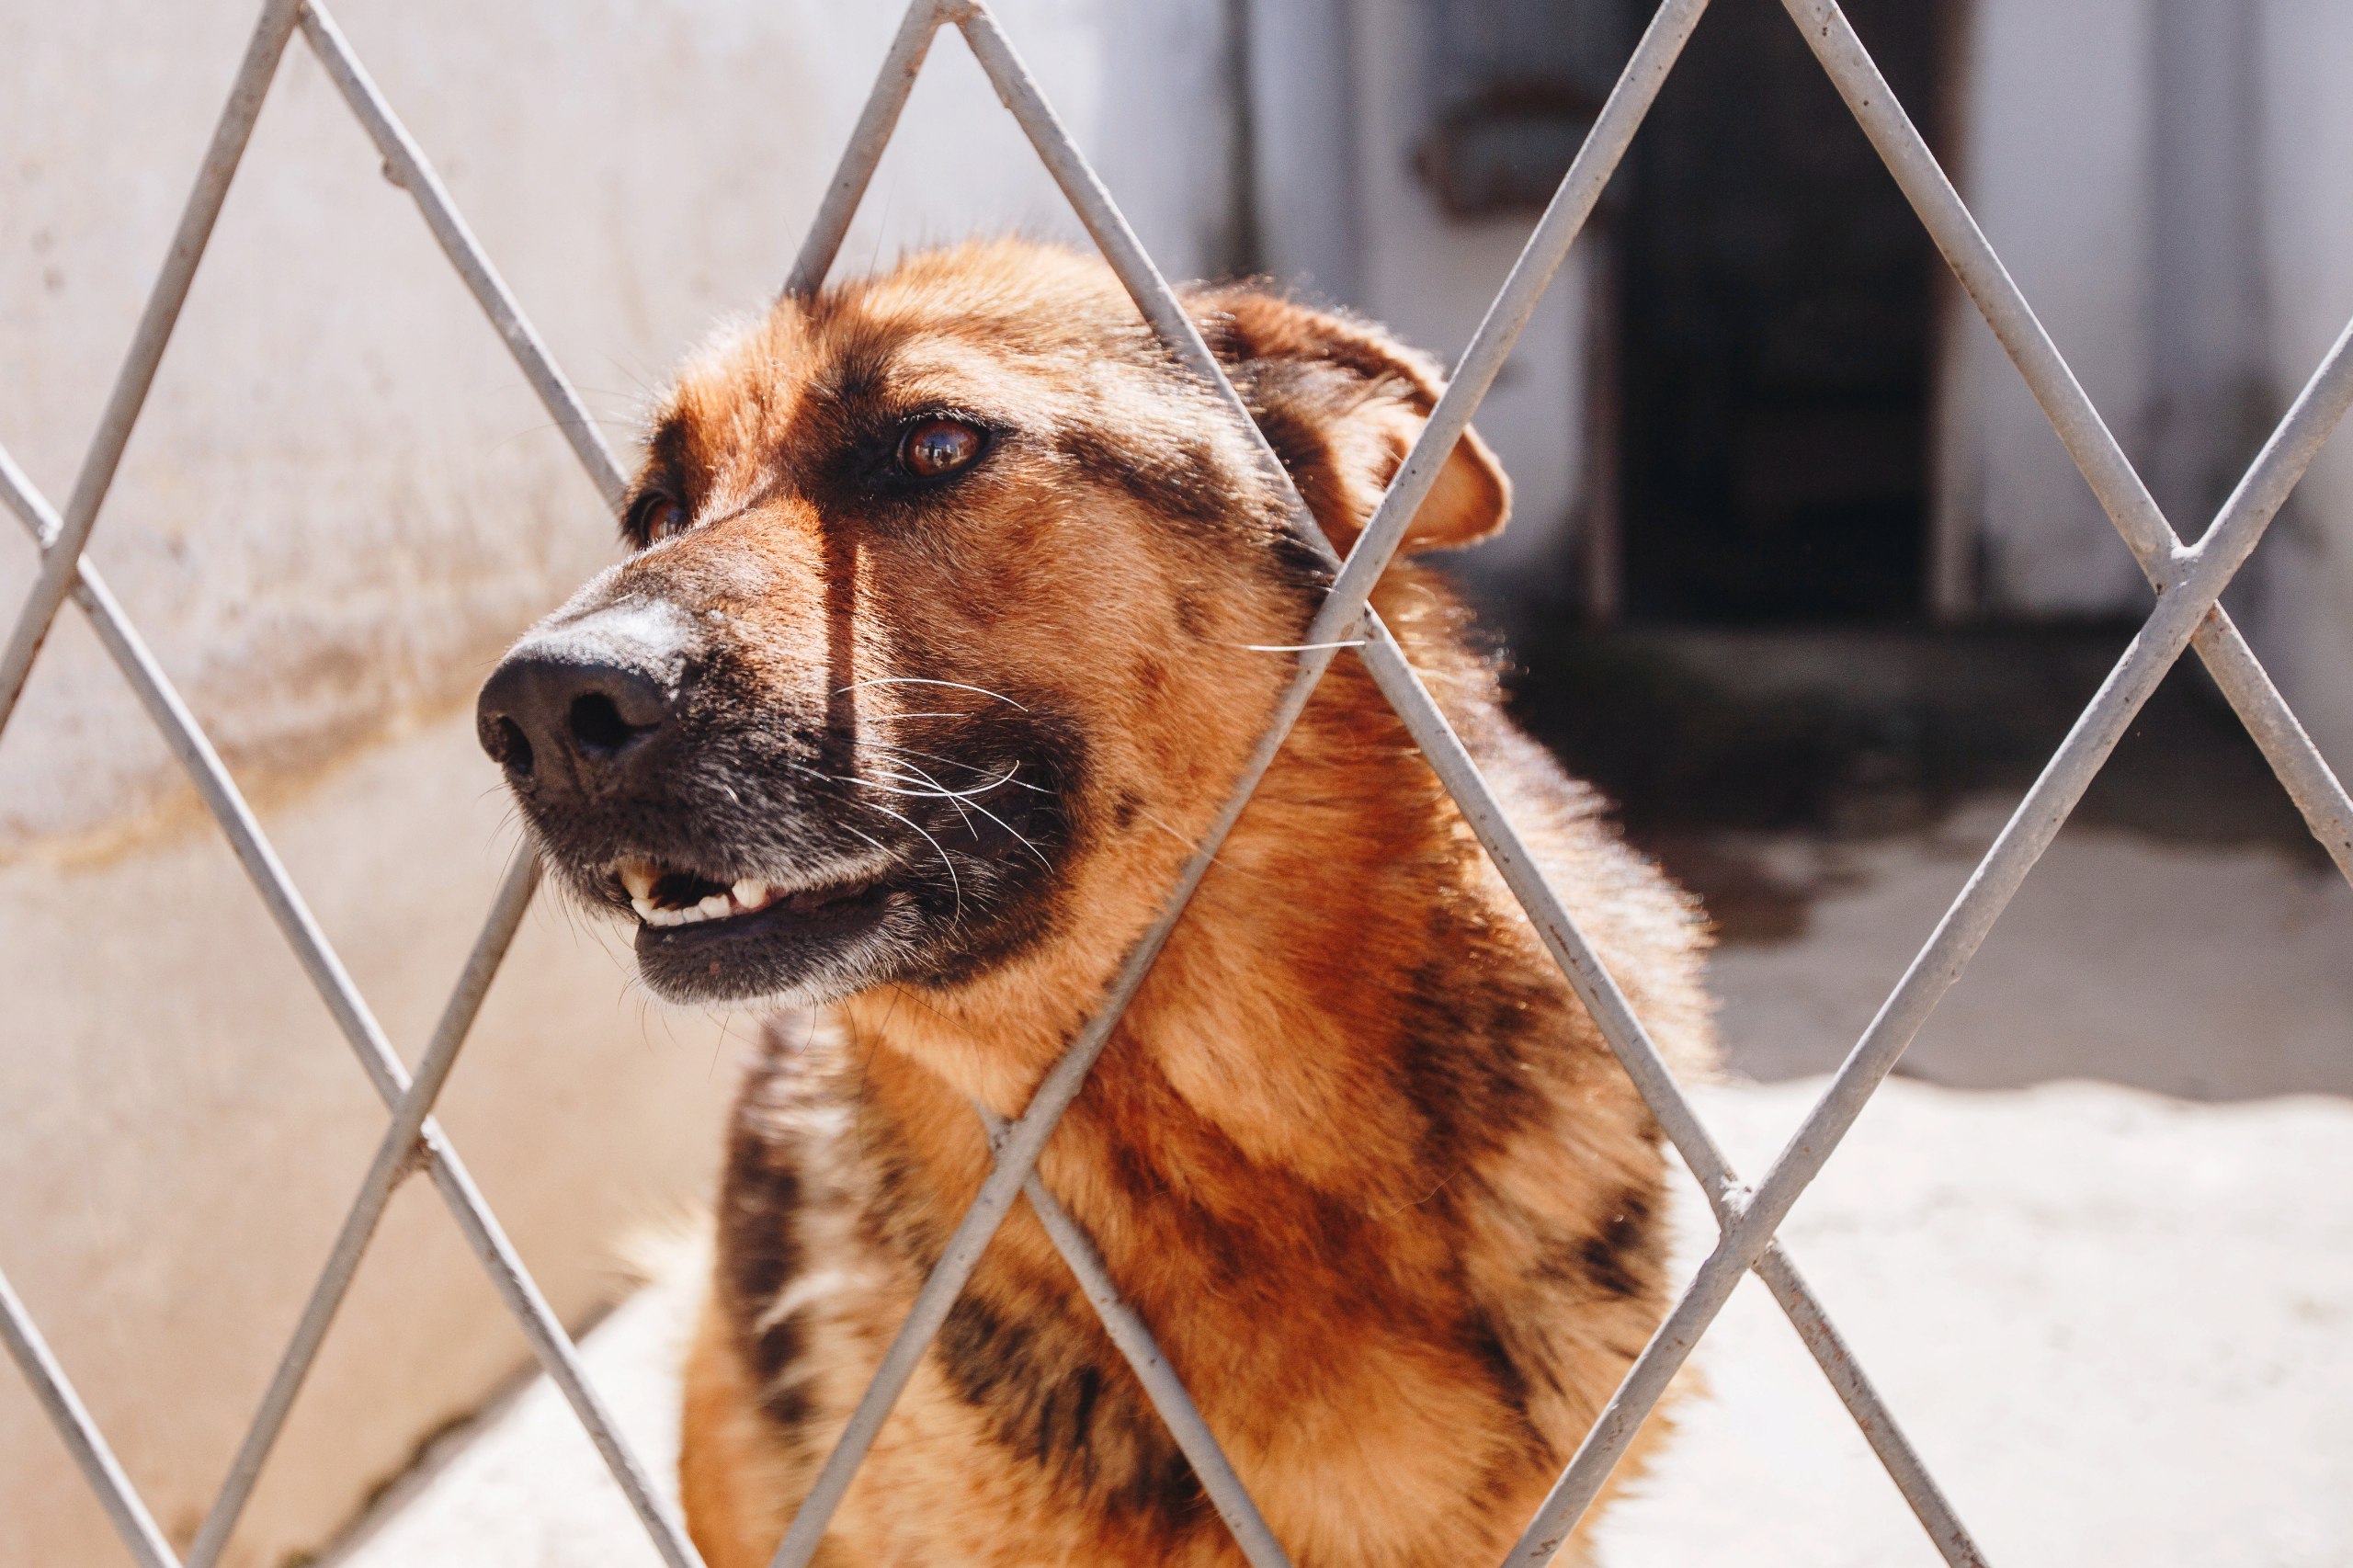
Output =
[
  {"x1": 1248, "y1": 0, "x2": 1592, "y2": 599},
  {"x1": 0, "y1": 2, "x2": 1234, "y2": 1562},
  {"x1": 1349, "y1": 0, "x2": 1589, "y2": 590},
  {"x1": 2253, "y1": 0, "x2": 2353, "y2": 777},
  {"x1": 1935, "y1": 0, "x2": 2157, "y2": 618},
  {"x1": 1934, "y1": 0, "x2": 2353, "y2": 770}
]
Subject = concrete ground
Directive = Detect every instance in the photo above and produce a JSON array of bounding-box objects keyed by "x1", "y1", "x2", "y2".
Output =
[
  {"x1": 325, "y1": 808, "x2": 2353, "y2": 1568},
  {"x1": 1706, "y1": 800, "x2": 2353, "y2": 1099}
]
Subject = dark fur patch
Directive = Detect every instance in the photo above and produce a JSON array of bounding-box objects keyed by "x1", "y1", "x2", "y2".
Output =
[
  {"x1": 1463, "y1": 1310, "x2": 1535, "y2": 1420},
  {"x1": 1230, "y1": 394, "x2": 1346, "y2": 591},
  {"x1": 1576, "y1": 1188, "x2": 1658, "y2": 1302},
  {"x1": 1057, "y1": 425, "x2": 1243, "y2": 535},
  {"x1": 1528, "y1": 1185, "x2": 1660, "y2": 1305},
  {"x1": 1395, "y1": 908, "x2": 1551, "y2": 1172},
  {"x1": 1173, "y1": 590, "x2": 1212, "y2": 641},
  {"x1": 720, "y1": 1061, "x2": 814, "y2": 1430},
  {"x1": 899, "y1": 704, "x2": 1089, "y2": 987},
  {"x1": 935, "y1": 1291, "x2": 1205, "y2": 1533},
  {"x1": 850, "y1": 1096, "x2": 951, "y2": 1278}
]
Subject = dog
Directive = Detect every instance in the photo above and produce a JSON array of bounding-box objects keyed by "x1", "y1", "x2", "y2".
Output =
[{"x1": 476, "y1": 238, "x2": 1714, "y2": 1568}]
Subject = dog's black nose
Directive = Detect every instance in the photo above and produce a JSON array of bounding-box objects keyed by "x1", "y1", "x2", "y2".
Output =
[{"x1": 477, "y1": 602, "x2": 690, "y2": 792}]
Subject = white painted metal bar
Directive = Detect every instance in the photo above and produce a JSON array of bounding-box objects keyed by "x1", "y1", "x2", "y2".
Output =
[
  {"x1": 9, "y1": 2, "x2": 2347, "y2": 1565},
  {"x1": 417, "y1": 1130, "x2": 708, "y2": 1567},
  {"x1": 289, "y1": 17, "x2": 707, "y2": 1551},
  {"x1": 0, "y1": 2, "x2": 706, "y2": 1551},
  {"x1": 0, "y1": 441, "x2": 700, "y2": 1567},
  {"x1": 1355, "y1": 621, "x2": 1987, "y2": 1566},
  {"x1": 0, "y1": 1266, "x2": 183, "y2": 1568},
  {"x1": 298, "y1": 0, "x2": 628, "y2": 508},
  {"x1": 186, "y1": 853, "x2": 542, "y2": 1568},
  {"x1": 964, "y1": 6, "x2": 1983, "y2": 1552},
  {"x1": 0, "y1": 0, "x2": 302, "y2": 733},
  {"x1": 956, "y1": 6, "x2": 1276, "y2": 461},
  {"x1": 1779, "y1": 0, "x2": 2353, "y2": 886},
  {"x1": 783, "y1": 0, "x2": 951, "y2": 301}
]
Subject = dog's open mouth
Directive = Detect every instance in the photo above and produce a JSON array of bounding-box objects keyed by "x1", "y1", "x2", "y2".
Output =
[
  {"x1": 608, "y1": 853, "x2": 901, "y2": 993},
  {"x1": 613, "y1": 858, "x2": 883, "y2": 930}
]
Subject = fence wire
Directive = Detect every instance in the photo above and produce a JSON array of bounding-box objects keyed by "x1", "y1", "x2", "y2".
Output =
[{"x1": 3, "y1": 3, "x2": 2350, "y2": 1568}]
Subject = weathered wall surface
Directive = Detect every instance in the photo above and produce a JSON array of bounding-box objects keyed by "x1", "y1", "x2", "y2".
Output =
[
  {"x1": 0, "y1": 0, "x2": 1239, "y2": 853},
  {"x1": 0, "y1": 2, "x2": 1236, "y2": 1563},
  {"x1": 1911, "y1": 0, "x2": 2353, "y2": 774}
]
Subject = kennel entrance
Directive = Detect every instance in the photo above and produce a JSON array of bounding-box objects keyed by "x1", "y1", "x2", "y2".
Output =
[{"x1": 1615, "y1": 0, "x2": 1950, "y2": 622}]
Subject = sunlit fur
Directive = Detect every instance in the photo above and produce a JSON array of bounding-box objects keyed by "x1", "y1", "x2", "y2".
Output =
[{"x1": 518, "y1": 240, "x2": 1716, "y2": 1567}]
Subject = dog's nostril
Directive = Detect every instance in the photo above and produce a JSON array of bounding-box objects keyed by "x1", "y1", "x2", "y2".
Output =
[
  {"x1": 568, "y1": 691, "x2": 649, "y2": 757},
  {"x1": 490, "y1": 715, "x2": 535, "y2": 776}
]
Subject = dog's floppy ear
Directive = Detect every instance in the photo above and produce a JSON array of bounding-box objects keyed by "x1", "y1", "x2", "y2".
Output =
[{"x1": 1199, "y1": 288, "x2": 1512, "y2": 555}]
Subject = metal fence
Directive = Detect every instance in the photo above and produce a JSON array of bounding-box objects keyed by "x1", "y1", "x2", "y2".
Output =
[{"x1": 6, "y1": 1, "x2": 2352, "y2": 1564}]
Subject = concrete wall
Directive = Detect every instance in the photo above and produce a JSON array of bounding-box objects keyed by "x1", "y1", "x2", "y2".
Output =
[
  {"x1": 1349, "y1": 0, "x2": 1591, "y2": 592},
  {"x1": 1933, "y1": 0, "x2": 2353, "y2": 770},
  {"x1": 1932, "y1": 0, "x2": 2158, "y2": 619},
  {"x1": 2251, "y1": 0, "x2": 2353, "y2": 778},
  {"x1": 0, "y1": 2, "x2": 1233, "y2": 1563},
  {"x1": 1246, "y1": 0, "x2": 1593, "y2": 603}
]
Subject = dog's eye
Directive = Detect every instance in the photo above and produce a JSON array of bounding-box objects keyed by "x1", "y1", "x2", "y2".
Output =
[
  {"x1": 897, "y1": 417, "x2": 985, "y2": 481},
  {"x1": 629, "y1": 492, "x2": 688, "y2": 541}
]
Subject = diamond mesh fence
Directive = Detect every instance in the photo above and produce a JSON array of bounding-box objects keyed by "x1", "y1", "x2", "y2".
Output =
[{"x1": 5, "y1": 3, "x2": 2351, "y2": 1566}]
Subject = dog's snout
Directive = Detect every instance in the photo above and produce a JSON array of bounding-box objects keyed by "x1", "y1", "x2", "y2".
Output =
[{"x1": 477, "y1": 602, "x2": 692, "y2": 791}]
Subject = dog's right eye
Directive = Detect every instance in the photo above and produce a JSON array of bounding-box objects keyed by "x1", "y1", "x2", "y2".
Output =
[{"x1": 897, "y1": 417, "x2": 986, "y2": 481}]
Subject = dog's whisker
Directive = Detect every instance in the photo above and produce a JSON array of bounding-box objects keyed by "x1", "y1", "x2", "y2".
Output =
[
  {"x1": 865, "y1": 760, "x2": 1050, "y2": 869},
  {"x1": 835, "y1": 676, "x2": 1029, "y2": 710},
  {"x1": 866, "y1": 759, "x2": 1022, "y2": 804},
  {"x1": 852, "y1": 799, "x2": 962, "y2": 918},
  {"x1": 798, "y1": 765, "x2": 986, "y2": 829},
  {"x1": 833, "y1": 820, "x2": 892, "y2": 858},
  {"x1": 855, "y1": 741, "x2": 1053, "y2": 794},
  {"x1": 870, "y1": 770, "x2": 980, "y2": 832}
]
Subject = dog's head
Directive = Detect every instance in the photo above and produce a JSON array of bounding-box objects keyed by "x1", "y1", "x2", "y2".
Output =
[{"x1": 478, "y1": 240, "x2": 1507, "y2": 1006}]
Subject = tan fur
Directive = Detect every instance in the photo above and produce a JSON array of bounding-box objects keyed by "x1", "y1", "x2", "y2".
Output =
[{"x1": 540, "y1": 240, "x2": 1712, "y2": 1566}]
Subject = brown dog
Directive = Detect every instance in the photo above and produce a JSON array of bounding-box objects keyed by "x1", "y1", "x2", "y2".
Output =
[{"x1": 477, "y1": 239, "x2": 1713, "y2": 1568}]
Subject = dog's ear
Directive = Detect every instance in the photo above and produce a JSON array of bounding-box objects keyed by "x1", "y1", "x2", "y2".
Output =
[{"x1": 1199, "y1": 288, "x2": 1512, "y2": 555}]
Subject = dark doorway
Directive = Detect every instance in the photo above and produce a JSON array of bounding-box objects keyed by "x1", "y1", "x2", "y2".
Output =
[{"x1": 1616, "y1": 0, "x2": 1949, "y2": 621}]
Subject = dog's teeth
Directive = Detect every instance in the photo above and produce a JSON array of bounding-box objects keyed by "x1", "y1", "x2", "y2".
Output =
[
  {"x1": 733, "y1": 878, "x2": 769, "y2": 907},
  {"x1": 619, "y1": 862, "x2": 655, "y2": 902},
  {"x1": 631, "y1": 895, "x2": 657, "y2": 922},
  {"x1": 699, "y1": 893, "x2": 730, "y2": 919}
]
